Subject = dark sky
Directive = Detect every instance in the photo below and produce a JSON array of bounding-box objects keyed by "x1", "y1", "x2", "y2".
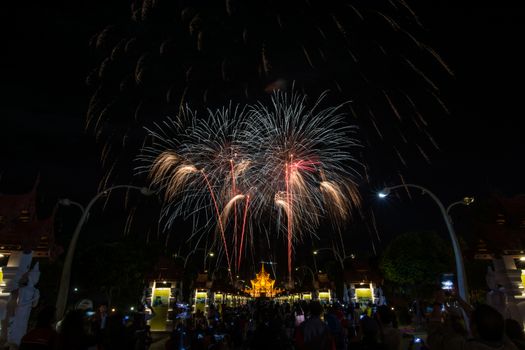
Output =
[{"x1": 2, "y1": 1, "x2": 524, "y2": 262}]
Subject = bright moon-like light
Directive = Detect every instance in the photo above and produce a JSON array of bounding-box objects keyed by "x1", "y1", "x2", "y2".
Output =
[{"x1": 378, "y1": 192, "x2": 388, "y2": 198}]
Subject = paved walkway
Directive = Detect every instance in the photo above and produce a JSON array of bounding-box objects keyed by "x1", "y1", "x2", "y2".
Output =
[{"x1": 149, "y1": 332, "x2": 169, "y2": 350}]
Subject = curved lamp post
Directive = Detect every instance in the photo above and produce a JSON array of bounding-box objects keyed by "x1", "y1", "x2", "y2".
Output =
[
  {"x1": 378, "y1": 184, "x2": 473, "y2": 303},
  {"x1": 56, "y1": 185, "x2": 154, "y2": 320}
]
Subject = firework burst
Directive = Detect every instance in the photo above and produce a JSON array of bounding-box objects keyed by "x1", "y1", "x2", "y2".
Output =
[
  {"x1": 138, "y1": 91, "x2": 362, "y2": 281},
  {"x1": 88, "y1": 0, "x2": 452, "y2": 195}
]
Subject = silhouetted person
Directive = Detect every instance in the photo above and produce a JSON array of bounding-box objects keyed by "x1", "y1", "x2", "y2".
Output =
[
  {"x1": 103, "y1": 312, "x2": 128, "y2": 350},
  {"x1": 427, "y1": 308, "x2": 466, "y2": 350},
  {"x1": 506, "y1": 319, "x2": 525, "y2": 350},
  {"x1": 326, "y1": 305, "x2": 344, "y2": 350},
  {"x1": 19, "y1": 305, "x2": 58, "y2": 350},
  {"x1": 357, "y1": 315, "x2": 387, "y2": 350},
  {"x1": 376, "y1": 305, "x2": 401, "y2": 350},
  {"x1": 91, "y1": 304, "x2": 108, "y2": 349},
  {"x1": 57, "y1": 309, "x2": 96, "y2": 350},
  {"x1": 295, "y1": 301, "x2": 332, "y2": 350},
  {"x1": 465, "y1": 304, "x2": 517, "y2": 350}
]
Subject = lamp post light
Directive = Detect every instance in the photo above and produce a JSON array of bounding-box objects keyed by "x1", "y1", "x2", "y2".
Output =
[
  {"x1": 447, "y1": 197, "x2": 475, "y2": 222},
  {"x1": 56, "y1": 185, "x2": 154, "y2": 320},
  {"x1": 378, "y1": 184, "x2": 473, "y2": 303}
]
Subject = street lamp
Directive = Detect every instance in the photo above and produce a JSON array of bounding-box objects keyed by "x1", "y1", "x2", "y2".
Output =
[
  {"x1": 56, "y1": 185, "x2": 154, "y2": 320},
  {"x1": 378, "y1": 184, "x2": 473, "y2": 303},
  {"x1": 447, "y1": 197, "x2": 475, "y2": 223}
]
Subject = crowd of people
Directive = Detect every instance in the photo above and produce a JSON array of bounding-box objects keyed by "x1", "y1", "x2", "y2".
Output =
[
  {"x1": 14, "y1": 297, "x2": 525, "y2": 350},
  {"x1": 18, "y1": 302, "x2": 153, "y2": 350},
  {"x1": 164, "y1": 300, "x2": 401, "y2": 350}
]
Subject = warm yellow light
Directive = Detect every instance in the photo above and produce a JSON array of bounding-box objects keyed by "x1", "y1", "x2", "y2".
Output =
[
  {"x1": 356, "y1": 288, "x2": 372, "y2": 298},
  {"x1": 313, "y1": 251, "x2": 318, "y2": 255},
  {"x1": 520, "y1": 257, "x2": 525, "y2": 261},
  {"x1": 209, "y1": 252, "x2": 215, "y2": 257},
  {"x1": 463, "y1": 197, "x2": 475, "y2": 205},
  {"x1": 0, "y1": 254, "x2": 4, "y2": 258},
  {"x1": 302, "y1": 293, "x2": 312, "y2": 300},
  {"x1": 111, "y1": 308, "x2": 116, "y2": 312}
]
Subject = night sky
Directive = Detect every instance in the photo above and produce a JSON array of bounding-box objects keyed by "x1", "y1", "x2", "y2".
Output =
[{"x1": 2, "y1": 1, "x2": 525, "y2": 265}]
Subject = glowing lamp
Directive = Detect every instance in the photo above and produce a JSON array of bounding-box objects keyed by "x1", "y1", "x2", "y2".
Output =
[
  {"x1": 378, "y1": 189, "x2": 390, "y2": 198},
  {"x1": 463, "y1": 197, "x2": 475, "y2": 205}
]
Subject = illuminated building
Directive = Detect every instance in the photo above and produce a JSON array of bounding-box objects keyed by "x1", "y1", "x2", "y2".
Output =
[
  {"x1": 144, "y1": 256, "x2": 183, "y2": 332},
  {"x1": 244, "y1": 264, "x2": 283, "y2": 298},
  {"x1": 459, "y1": 195, "x2": 525, "y2": 326},
  {"x1": 0, "y1": 178, "x2": 58, "y2": 334},
  {"x1": 0, "y1": 179, "x2": 58, "y2": 260},
  {"x1": 343, "y1": 261, "x2": 382, "y2": 306}
]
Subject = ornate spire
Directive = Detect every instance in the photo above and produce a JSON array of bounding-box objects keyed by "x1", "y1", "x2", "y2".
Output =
[{"x1": 244, "y1": 264, "x2": 283, "y2": 298}]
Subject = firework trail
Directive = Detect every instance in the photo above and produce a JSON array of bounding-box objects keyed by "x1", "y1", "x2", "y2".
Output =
[
  {"x1": 88, "y1": 0, "x2": 453, "y2": 259},
  {"x1": 88, "y1": 0, "x2": 451, "y2": 192},
  {"x1": 138, "y1": 91, "x2": 362, "y2": 281},
  {"x1": 139, "y1": 105, "x2": 250, "y2": 279}
]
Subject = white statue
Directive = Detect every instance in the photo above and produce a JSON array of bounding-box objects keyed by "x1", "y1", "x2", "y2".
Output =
[
  {"x1": 7, "y1": 262, "x2": 40, "y2": 346},
  {"x1": 485, "y1": 266, "x2": 508, "y2": 317},
  {"x1": 376, "y1": 286, "x2": 387, "y2": 306},
  {"x1": 486, "y1": 266, "x2": 497, "y2": 290}
]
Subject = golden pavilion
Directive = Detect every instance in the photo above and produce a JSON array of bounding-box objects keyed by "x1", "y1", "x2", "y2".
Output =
[{"x1": 245, "y1": 264, "x2": 284, "y2": 298}]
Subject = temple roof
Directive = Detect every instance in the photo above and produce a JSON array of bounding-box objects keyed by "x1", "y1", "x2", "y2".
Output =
[
  {"x1": 145, "y1": 255, "x2": 184, "y2": 281},
  {"x1": 0, "y1": 178, "x2": 58, "y2": 258},
  {"x1": 245, "y1": 264, "x2": 283, "y2": 298}
]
